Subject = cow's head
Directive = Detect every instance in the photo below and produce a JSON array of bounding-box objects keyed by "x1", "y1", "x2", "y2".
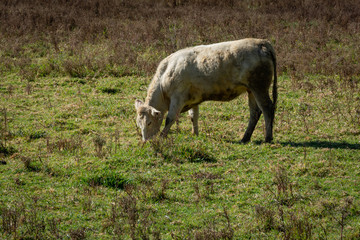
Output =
[{"x1": 135, "y1": 100, "x2": 162, "y2": 141}]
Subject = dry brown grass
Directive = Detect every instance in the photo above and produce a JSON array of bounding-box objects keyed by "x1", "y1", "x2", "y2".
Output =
[{"x1": 0, "y1": 0, "x2": 359, "y2": 80}]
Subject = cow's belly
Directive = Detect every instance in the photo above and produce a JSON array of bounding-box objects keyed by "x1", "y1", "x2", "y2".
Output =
[
  {"x1": 201, "y1": 85, "x2": 247, "y2": 101},
  {"x1": 181, "y1": 84, "x2": 247, "y2": 112}
]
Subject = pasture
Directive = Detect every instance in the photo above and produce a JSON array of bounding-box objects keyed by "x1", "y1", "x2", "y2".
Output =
[{"x1": 1, "y1": 1, "x2": 360, "y2": 239}]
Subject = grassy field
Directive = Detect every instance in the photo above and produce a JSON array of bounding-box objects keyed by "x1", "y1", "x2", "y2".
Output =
[{"x1": 1, "y1": 1, "x2": 360, "y2": 239}]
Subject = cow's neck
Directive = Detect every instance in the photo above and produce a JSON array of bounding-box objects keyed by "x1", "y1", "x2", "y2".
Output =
[{"x1": 145, "y1": 81, "x2": 168, "y2": 114}]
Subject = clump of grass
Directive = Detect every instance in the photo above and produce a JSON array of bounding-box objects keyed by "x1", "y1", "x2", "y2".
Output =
[
  {"x1": 81, "y1": 171, "x2": 129, "y2": 189},
  {"x1": 93, "y1": 134, "x2": 106, "y2": 157},
  {"x1": 63, "y1": 58, "x2": 90, "y2": 79},
  {"x1": 0, "y1": 202, "x2": 24, "y2": 237},
  {"x1": 150, "y1": 137, "x2": 216, "y2": 163},
  {"x1": 271, "y1": 165, "x2": 296, "y2": 206},
  {"x1": 68, "y1": 227, "x2": 87, "y2": 240},
  {"x1": 320, "y1": 197, "x2": 356, "y2": 240},
  {"x1": 48, "y1": 218, "x2": 62, "y2": 239},
  {"x1": 0, "y1": 198, "x2": 63, "y2": 239},
  {"x1": 28, "y1": 130, "x2": 47, "y2": 140},
  {"x1": 192, "y1": 171, "x2": 222, "y2": 180},
  {"x1": 136, "y1": 177, "x2": 171, "y2": 203},
  {"x1": 81, "y1": 187, "x2": 93, "y2": 213},
  {"x1": 171, "y1": 207, "x2": 234, "y2": 240},
  {"x1": 24, "y1": 81, "x2": 33, "y2": 95},
  {"x1": 151, "y1": 179, "x2": 170, "y2": 202},
  {"x1": 46, "y1": 136, "x2": 83, "y2": 153},
  {"x1": 193, "y1": 208, "x2": 234, "y2": 240},
  {"x1": 99, "y1": 87, "x2": 121, "y2": 94},
  {"x1": 19, "y1": 155, "x2": 41, "y2": 172},
  {"x1": 0, "y1": 108, "x2": 16, "y2": 157},
  {"x1": 254, "y1": 165, "x2": 314, "y2": 238},
  {"x1": 7, "y1": 85, "x2": 15, "y2": 96},
  {"x1": 254, "y1": 205, "x2": 276, "y2": 232},
  {"x1": 102, "y1": 186, "x2": 161, "y2": 239},
  {"x1": 193, "y1": 180, "x2": 216, "y2": 203},
  {"x1": 181, "y1": 147, "x2": 216, "y2": 163},
  {"x1": 0, "y1": 143, "x2": 16, "y2": 157}
]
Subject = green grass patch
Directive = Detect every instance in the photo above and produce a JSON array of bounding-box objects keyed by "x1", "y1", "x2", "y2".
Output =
[
  {"x1": 81, "y1": 171, "x2": 130, "y2": 189},
  {"x1": 1, "y1": 73, "x2": 360, "y2": 238}
]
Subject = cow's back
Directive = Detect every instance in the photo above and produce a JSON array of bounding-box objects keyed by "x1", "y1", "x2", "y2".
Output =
[{"x1": 159, "y1": 38, "x2": 275, "y2": 106}]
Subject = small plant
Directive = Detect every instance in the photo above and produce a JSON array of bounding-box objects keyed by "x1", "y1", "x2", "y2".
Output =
[
  {"x1": 23, "y1": 197, "x2": 47, "y2": 239},
  {"x1": 20, "y1": 67, "x2": 37, "y2": 82},
  {"x1": 68, "y1": 227, "x2": 87, "y2": 240},
  {"x1": 255, "y1": 205, "x2": 276, "y2": 231},
  {"x1": 181, "y1": 207, "x2": 234, "y2": 240},
  {"x1": 268, "y1": 165, "x2": 297, "y2": 207},
  {"x1": 103, "y1": 186, "x2": 160, "y2": 240},
  {"x1": 25, "y1": 81, "x2": 32, "y2": 95},
  {"x1": 1, "y1": 108, "x2": 16, "y2": 158},
  {"x1": 0, "y1": 198, "x2": 61, "y2": 239},
  {"x1": 0, "y1": 143, "x2": 16, "y2": 157},
  {"x1": 254, "y1": 165, "x2": 314, "y2": 238},
  {"x1": 298, "y1": 102, "x2": 312, "y2": 135},
  {"x1": 182, "y1": 147, "x2": 216, "y2": 163},
  {"x1": 7, "y1": 85, "x2": 15, "y2": 96},
  {"x1": 93, "y1": 134, "x2": 106, "y2": 157},
  {"x1": 81, "y1": 187, "x2": 93, "y2": 213},
  {"x1": 284, "y1": 211, "x2": 313, "y2": 240},
  {"x1": 46, "y1": 136, "x2": 83, "y2": 153},
  {"x1": 193, "y1": 180, "x2": 215, "y2": 203},
  {"x1": 20, "y1": 155, "x2": 41, "y2": 172},
  {"x1": 0, "y1": 203, "x2": 24, "y2": 238},
  {"x1": 193, "y1": 182, "x2": 201, "y2": 203},
  {"x1": 82, "y1": 171, "x2": 129, "y2": 189},
  {"x1": 151, "y1": 178, "x2": 170, "y2": 202},
  {"x1": 99, "y1": 87, "x2": 121, "y2": 94},
  {"x1": 149, "y1": 137, "x2": 216, "y2": 163},
  {"x1": 0, "y1": 108, "x2": 8, "y2": 148},
  {"x1": 28, "y1": 130, "x2": 47, "y2": 140},
  {"x1": 322, "y1": 197, "x2": 355, "y2": 240},
  {"x1": 63, "y1": 58, "x2": 89, "y2": 79},
  {"x1": 48, "y1": 218, "x2": 62, "y2": 239}
]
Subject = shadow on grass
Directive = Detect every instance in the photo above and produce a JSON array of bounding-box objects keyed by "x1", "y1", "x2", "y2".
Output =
[
  {"x1": 228, "y1": 139, "x2": 359, "y2": 150},
  {"x1": 279, "y1": 140, "x2": 360, "y2": 150}
]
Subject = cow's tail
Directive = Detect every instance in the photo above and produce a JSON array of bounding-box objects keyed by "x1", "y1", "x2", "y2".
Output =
[
  {"x1": 266, "y1": 41, "x2": 278, "y2": 116},
  {"x1": 269, "y1": 45, "x2": 277, "y2": 116}
]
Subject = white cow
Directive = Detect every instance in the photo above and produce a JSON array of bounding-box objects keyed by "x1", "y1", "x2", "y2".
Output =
[{"x1": 135, "y1": 38, "x2": 277, "y2": 142}]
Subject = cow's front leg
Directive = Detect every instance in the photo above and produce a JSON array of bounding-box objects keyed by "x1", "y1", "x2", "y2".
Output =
[
  {"x1": 161, "y1": 98, "x2": 183, "y2": 137},
  {"x1": 188, "y1": 105, "x2": 199, "y2": 135}
]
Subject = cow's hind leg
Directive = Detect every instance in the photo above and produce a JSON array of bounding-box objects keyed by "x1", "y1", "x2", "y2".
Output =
[
  {"x1": 241, "y1": 91, "x2": 262, "y2": 143},
  {"x1": 188, "y1": 105, "x2": 199, "y2": 135},
  {"x1": 252, "y1": 90, "x2": 275, "y2": 143}
]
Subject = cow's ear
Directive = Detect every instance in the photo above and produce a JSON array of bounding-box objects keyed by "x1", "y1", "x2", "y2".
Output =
[
  {"x1": 135, "y1": 99, "x2": 144, "y2": 110},
  {"x1": 151, "y1": 109, "x2": 161, "y2": 118}
]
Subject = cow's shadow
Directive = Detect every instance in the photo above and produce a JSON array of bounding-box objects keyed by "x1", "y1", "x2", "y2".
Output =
[
  {"x1": 226, "y1": 139, "x2": 360, "y2": 150},
  {"x1": 252, "y1": 140, "x2": 360, "y2": 150},
  {"x1": 279, "y1": 140, "x2": 360, "y2": 150}
]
